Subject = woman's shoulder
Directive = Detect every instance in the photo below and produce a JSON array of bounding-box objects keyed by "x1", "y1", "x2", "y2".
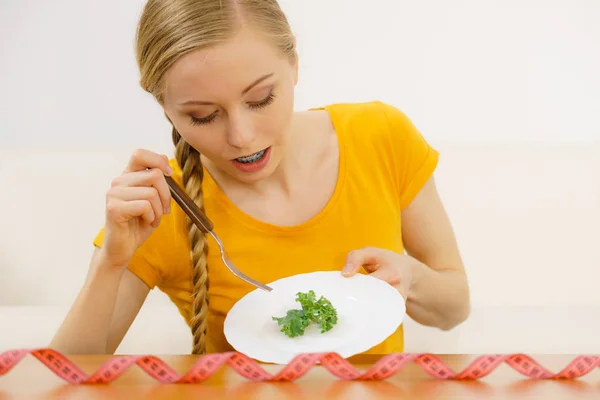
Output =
[
  {"x1": 312, "y1": 100, "x2": 424, "y2": 144},
  {"x1": 315, "y1": 100, "x2": 439, "y2": 209},
  {"x1": 314, "y1": 100, "x2": 403, "y2": 125},
  {"x1": 313, "y1": 100, "x2": 431, "y2": 153}
]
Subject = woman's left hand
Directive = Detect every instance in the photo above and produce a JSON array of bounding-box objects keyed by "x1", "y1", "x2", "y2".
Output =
[{"x1": 342, "y1": 246, "x2": 423, "y2": 300}]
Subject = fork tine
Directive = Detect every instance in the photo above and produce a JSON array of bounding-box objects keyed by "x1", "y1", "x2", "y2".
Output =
[
  {"x1": 225, "y1": 258, "x2": 273, "y2": 292},
  {"x1": 208, "y1": 231, "x2": 273, "y2": 292}
]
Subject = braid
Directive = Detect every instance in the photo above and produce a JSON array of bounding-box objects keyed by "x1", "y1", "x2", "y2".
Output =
[
  {"x1": 172, "y1": 127, "x2": 209, "y2": 355},
  {"x1": 136, "y1": 0, "x2": 299, "y2": 355}
]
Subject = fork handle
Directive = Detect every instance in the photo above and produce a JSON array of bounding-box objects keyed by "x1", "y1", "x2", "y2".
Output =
[{"x1": 164, "y1": 175, "x2": 214, "y2": 233}]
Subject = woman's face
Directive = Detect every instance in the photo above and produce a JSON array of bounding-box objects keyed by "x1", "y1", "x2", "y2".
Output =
[{"x1": 162, "y1": 28, "x2": 298, "y2": 184}]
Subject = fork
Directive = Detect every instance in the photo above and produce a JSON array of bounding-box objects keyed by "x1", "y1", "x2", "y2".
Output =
[{"x1": 164, "y1": 175, "x2": 273, "y2": 292}]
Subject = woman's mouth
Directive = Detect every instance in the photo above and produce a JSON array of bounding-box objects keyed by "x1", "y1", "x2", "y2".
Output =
[
  {"x1": 234, "y1": 148, "x2": 267, "y2": 164},
  {"x1": 231, "y1": 146, "x2": 272, "y2": 173}
]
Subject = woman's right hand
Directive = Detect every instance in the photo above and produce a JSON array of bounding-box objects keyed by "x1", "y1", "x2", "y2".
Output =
[{"x1": 99, "y1": 149, "x2": 174, "y2": 270}]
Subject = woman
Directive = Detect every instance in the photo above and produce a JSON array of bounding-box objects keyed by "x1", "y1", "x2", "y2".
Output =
[{"x1": 50, "y1": 0, "x2": 470, "y2": 355}]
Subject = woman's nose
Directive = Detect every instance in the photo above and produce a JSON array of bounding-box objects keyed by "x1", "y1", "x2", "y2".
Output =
[{"x1": 226, "y1": 113, "x2": 256, "y2": 149}]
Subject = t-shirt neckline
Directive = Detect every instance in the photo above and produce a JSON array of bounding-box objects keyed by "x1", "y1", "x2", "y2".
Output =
[{"x1": 201, "y1": 105, "x2": 347, "y2": 234}]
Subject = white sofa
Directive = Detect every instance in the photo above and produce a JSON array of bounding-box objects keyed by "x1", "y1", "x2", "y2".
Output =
[{"x1": 1, "y1": 141, "x2": 599, "y2": 355}]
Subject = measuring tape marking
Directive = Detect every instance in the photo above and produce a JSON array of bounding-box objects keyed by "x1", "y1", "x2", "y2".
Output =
[{"x1": 0, "y1": 348, "x2": 598, "y2": 384}]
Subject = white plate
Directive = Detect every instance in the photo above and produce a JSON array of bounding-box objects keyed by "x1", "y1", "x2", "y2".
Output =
[{"x1": 223, "y1": 271, "x2": 405, "y2": 364}]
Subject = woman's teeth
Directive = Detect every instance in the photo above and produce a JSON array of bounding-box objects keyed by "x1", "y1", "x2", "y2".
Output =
[{"x1": 235, "y1": 149, "x2": 267, "y2": 164}]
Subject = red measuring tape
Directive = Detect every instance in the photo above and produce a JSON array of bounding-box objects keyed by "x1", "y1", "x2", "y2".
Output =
[{"x1": 1, "y1": 348, "x2": 598, "y2": 384}]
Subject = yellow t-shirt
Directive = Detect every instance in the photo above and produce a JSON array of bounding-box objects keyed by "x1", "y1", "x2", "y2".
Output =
[{"x1": 93, "y1": 101, "x2": 438, "y2": 355}]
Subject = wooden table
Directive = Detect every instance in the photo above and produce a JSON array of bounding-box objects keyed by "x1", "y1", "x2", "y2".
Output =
[{"x1": 1, "y1": 354, "x2": 599, "y2": 399}]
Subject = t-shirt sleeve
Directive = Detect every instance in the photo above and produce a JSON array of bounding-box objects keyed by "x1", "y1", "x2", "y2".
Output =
[
  {"x1": 380, "y1": 102, "x2": 439, "y2": 210},
  {"x1": 93, "y1": 227, "x2": 163, "y2": 290}
]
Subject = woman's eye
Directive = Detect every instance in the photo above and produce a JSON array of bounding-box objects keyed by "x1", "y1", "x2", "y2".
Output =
[
  {"x1": 188, "y1": 92, "x2": 276, "y2": 126},
  {"x1": 190, "y1": 112, "x2": 217, "y2": 126},
  {"x1": 248, "y1": 91, "x2": 276, "y2": 109}
]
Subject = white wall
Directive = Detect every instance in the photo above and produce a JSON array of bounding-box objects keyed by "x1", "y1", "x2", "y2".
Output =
[
  {"x1": 2, "y1": 0, "x2": 599, "y2": 153},
  {"x1": 1, "y1": 0, "x2": 599, "y2": 355}
]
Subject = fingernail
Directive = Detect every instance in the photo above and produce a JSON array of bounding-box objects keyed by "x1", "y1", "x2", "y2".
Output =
[
  {"x1": 166, "y1": 166, "x2": 173, "y2": 176},
  {"x1": 342, "y1": 264, "x2": 353, "y2": 276}
]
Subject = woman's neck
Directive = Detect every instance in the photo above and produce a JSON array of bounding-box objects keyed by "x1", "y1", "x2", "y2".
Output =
[{"x1": 204, "y1": 110, "x2": 336, "y2": 199}]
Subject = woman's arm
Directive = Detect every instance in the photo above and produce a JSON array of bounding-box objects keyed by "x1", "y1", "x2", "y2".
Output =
[
  {"x1": 401, "y1": 176, "x2": 470, "y2": 330},
  {"x1": 50, "y1": 149, "x2": 174, "y2": 353},
  {"x1": 49, "y1": 247, "x2": 150, "y2": 354}
]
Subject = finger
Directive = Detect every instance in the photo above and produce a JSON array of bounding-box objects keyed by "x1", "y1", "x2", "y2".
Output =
[
  {"x1": 107, "y1": 186, "x2": 163, "y2": 227},
  {"x1": 369, "y1": 268, "x2": 401, "y2": 286},
  {"x1": 342, "y1": 247, "x2": 388, "y2": 276},
  {"x1": 106, "y1": 198, "x2": 155, "y2": 227},
  {"x1": 371, "y1": 268, "x2": 408, "y2": 299},
  {"x1": 142, "y1": 168, "x2": 171, "y2": 215},
  {"x1": 111, "y1": 168, "x2": 172, "y2": 214},
  {"x1": 122, "y1": 199, "x2": 156, "y2": 226},
  {"x1": 124, "y1": 149, "x2": 173, "y2": 176}
]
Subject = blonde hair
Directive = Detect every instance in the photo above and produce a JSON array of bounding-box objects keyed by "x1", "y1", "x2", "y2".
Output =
[{"x1": 134, "y1": 0, "x2": 296, "y2": 354}]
